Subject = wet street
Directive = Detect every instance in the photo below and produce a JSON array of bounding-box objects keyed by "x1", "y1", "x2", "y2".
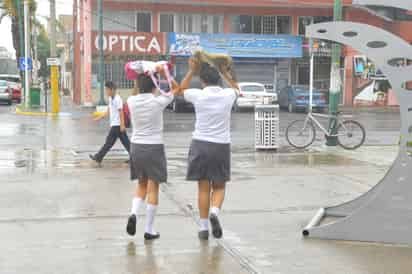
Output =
[{"x1": 0, "y1": 102, "x2": 410, "y2": 274}]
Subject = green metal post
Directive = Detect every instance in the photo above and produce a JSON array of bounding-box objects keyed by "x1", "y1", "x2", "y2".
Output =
[
  {"x1": 326, "y1": 0, "x2": 343, "y2": 146},
  {"x1": 16, "y1": 0, "x2": 25, "y2": 105},
  {"x1": 98, "y1": 0, "x2": 105, "y2": 105}
]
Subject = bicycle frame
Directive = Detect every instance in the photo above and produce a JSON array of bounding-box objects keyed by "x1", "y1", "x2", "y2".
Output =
[{"x1": 304, "y1": 112, "x2": 350, "y2": 137}]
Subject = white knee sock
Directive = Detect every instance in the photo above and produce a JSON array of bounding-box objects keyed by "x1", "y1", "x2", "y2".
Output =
[
  {"x1": 199, "y1": 218, "x2": 209, "y2": 231},
  {"x1": 145, "y1": 204, "x2": 158, "y2": 234},
  {"x1": 131, "y1": 197, "x2": 143, "y2": 215},
  {"x1": 210, "y1": 207, "x2": 220, "y2": 216}
]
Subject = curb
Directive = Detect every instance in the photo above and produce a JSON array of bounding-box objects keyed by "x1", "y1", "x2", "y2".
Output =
[
  {"x1": 15, "y1": 107, "x2": 71, "y2": 117},
  {"x1": 92, "y1": 111, "x2": 105, "y2": 118}
]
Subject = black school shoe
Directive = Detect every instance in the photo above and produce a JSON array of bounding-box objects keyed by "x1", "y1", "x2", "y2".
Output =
[
  {"x1": 126, "y1": 214, "x2": 137, "y2": 236},
  {"x1": 210, "y1": 213, "x2": 223, "y2": 239},
  {"x1": 89, "y1": 154, "x2": 101, "y2": 164},
  {"x1": 144, "y1": 232, "x2": 160, "y2": 240},
  {"x1": 198, "y1": 230, "x2": 209, "y2": 241}
]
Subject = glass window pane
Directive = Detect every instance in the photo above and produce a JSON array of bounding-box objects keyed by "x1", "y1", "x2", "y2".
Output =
[
  {"x1": 314, "y1": 16, "x2": 333, "y2": 24},
  {"x1": 299, "y1": 16, "x2": 313, "y2": 35},
  {"x1": 201, "y1": 15, "x2": 208, "y2": 33},
  {"x1": 277, "y1": 16, "x2": 291, "y2": 34},
  {"x1": 231, "y1": 15, "x2": 241, "y2": 33},
  {"x1": 239, "y1": 15, "x2": 252, "y2": 33},
  {"x1": 253, "y1": 16, "x2": 262, "y2": 34},
  {"x1": 136, "y1": 12, "x2": 151, "y2": 32},
  {"x1": 179, "y1": 14, "x2": 193, "y2": 33},
  {"x1": 262, "y1": 16, "x2": 276, "y2": 34},
  {"x1": 213, "y1": 15, "x2": 221, "y2": 33},
  {"x1": 160, "y1": 14, "x2": 174, "y2": 32}
]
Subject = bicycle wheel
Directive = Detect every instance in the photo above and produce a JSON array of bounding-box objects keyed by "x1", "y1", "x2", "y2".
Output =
[
  {"x1": 286, "y1": 119, "x2": 316, "y2": 149},
  {"x1": 337, "y1": 120, "x2": 366, "y2": 150}
]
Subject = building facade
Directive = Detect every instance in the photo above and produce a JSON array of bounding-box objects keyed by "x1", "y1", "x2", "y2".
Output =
[{"x1": 72, "y1": 0, "x2": 412, "y2": 106}]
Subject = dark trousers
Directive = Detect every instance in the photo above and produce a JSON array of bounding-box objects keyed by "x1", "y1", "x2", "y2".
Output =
[{"x1": 95, "y1": 126, "x2": 130, "y2": 162}]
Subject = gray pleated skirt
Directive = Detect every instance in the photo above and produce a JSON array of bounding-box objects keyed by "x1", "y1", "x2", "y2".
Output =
[
  {"x1": 186, "y1": 139, "x2": 231, "y2": 182},
  {"x1": 130, "y1": 143, "x2": 167, "y2": 183}
]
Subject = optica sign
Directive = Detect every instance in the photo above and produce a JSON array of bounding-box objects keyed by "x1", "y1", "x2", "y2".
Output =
[{"x1": 92, "y1": 32, "x2": 167, "y2": 55}]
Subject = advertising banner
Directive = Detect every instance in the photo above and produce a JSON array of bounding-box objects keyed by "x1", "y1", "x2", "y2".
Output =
[{"x1": 169, "y1": 33, "x2": 302, "y2": 58}]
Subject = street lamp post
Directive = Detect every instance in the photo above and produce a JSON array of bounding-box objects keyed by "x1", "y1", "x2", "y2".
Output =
[
  {"x1": 309, "y1": 40, "x2": 314, "y2": 113},
  {"x1": 98, "y1": 0, "x2": 105, "y2": 106},
  {"x1": 326, "y1": 0, "x2": 343, "y2": 146},
  {"x1": 16, "y1": 0, "x2": 25, "y2": 105},
  {"x1": 303, "y1": 17, "x2": 315, "y2": 113},
  {"x1": 23, "y1": 0, "x2": 30, "y2": 108}
]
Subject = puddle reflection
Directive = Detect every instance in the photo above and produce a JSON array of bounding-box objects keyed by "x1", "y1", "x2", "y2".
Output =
[{"x1": 125, "y1": 241, "x2": 225, "y2": 274}]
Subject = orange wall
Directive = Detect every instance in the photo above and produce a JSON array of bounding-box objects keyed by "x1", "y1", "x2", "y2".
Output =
[
  {"x1": 344, "y1": 7, "x2": 385, "y2": 28},
  {"x1": 99, "y1": 0, "x2": 352, "y2": 8},
  {"x1": 390, "y1": 21, "x2": 412, "y2": 43},
  {"x1": 98, "y1": 2, "x2": 334, "y2": 17}
]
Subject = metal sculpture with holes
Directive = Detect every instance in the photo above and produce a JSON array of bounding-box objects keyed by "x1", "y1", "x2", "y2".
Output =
[{"x1": 303, "y1": 0, "x2": 412, "y2": 245}]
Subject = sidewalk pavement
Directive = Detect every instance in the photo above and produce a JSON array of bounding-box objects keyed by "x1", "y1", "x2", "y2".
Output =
[{"x1": 2, "y1": 102, "x2": 412, "y2": 273}]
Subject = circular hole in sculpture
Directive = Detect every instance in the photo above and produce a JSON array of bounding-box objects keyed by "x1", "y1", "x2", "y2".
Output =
[
  {"x1": 343, "y1": 31, "x2": 358, "y2": 37},
  {"x1": 401, "y1": 81, "x2": 412, "y2": 91},
  {"x1": 367, "y1": 41, "x2": 387, "y2": 48},
  {"x1": 317, "y1": 29, "x2": 327, "y2": 34},
  {"x1": 388, "y1": 58, "x2": 412, "y2": 67}
]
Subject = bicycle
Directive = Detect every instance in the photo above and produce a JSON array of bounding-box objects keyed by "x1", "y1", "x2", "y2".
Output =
[{"x1": 286, "y1": 111, "x2": 366, "y2": 150}]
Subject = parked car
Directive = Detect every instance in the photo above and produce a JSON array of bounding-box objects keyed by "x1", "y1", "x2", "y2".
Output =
[
  {"x1": 0, "y1": 80, "x2": 12, "y2": 105},
  {"x1": 234, "y1": 82, "x2": 278, "y2": 111},
  {"x1": 0, "y1": 75, "x2": 21, "y2": 103},
  {"x1": 279, "y1": 85, "x2": 328, "y2": 113}
]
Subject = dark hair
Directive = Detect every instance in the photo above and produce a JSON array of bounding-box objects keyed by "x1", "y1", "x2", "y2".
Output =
[
  {"x1": 199, "y1": 63, "x2": 221, "y2": 86},
  {"x1": 105, "y1": 81, "x2": 116, "y2": 90},
  {"x1": 138, "y1": 74, "x2": 157, "y2": 93}
]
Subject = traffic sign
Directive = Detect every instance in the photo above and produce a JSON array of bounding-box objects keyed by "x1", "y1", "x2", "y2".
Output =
[
  {"x1": 47, "y1": 58, "x2": 60, "y2": 66},
  {"x1": 19, "y1": 57, "x2": 33, "y2": 71}
]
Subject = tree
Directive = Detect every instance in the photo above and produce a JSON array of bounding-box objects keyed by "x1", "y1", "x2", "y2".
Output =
[
  {"x1": 0, "y1": 0, "x2": 37, "y2": 65},
  {"x1": 36, "y1": 24, "x2": 50, "y2": 78}
]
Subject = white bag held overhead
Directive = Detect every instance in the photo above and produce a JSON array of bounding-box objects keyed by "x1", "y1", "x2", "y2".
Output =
[{"x1": 125, "y1": 60, "x2": 173, "y2": 96}]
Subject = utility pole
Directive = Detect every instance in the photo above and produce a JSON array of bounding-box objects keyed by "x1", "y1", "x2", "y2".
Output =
[
  {"x1": 50, "y1": 0, "x2": 56, "y2": 57},
  {"x1": 16, "y1": 0, "x2": 25, "y2": 104},
  {"x1": 72, "y1": 0, "x2": 78, "y2": 103},
  {"x1": 49, "y1": 0, "x2": 60, "y2": 113},
  {"x1": 326, "y1": 0, "x2": 343, "y2": 146},
  {"x1": 98, "y1": 0, "x2": 105, "y2": 105},
  {"x1": 23, "y1": 0, "x2": 30, "y2": 108},
  {"x1": 309, "y1": 39, "x2": 314, "y2": 114}
]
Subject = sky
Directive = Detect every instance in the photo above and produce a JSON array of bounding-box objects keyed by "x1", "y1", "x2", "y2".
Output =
[{"x1": 0, "y1": 0, "x2": 73, "y2": 58}]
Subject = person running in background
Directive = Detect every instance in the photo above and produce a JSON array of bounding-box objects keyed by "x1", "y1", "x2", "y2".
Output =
[
  {"x1": 90, "y1": 81, "x2": 130, "y2": 165},
  {"x1": 126, "y1": 72, "x2": 180, "y2": 240},
  {"x1": 179, "y1": 58, "x2": 238, "y2": 240}
]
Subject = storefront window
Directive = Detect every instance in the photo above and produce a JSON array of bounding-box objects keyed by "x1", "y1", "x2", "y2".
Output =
[
  {"x1": 136, "y1": 12, "x2": 151, "y2": 32},
  {"x1": 93, "y1": 61, "x2": 134, "y2": 89}
]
